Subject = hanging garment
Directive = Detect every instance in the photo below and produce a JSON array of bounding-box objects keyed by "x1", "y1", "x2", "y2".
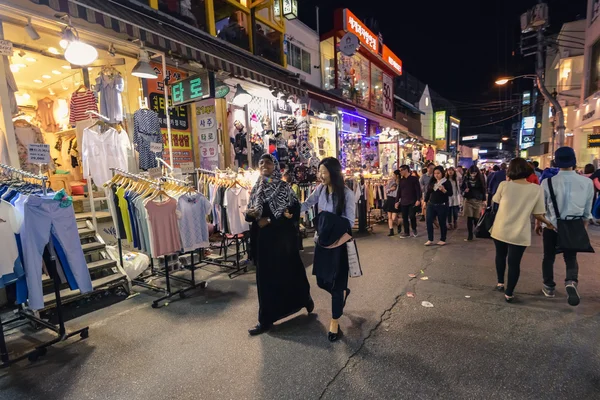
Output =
[
  {"x1": 37, "y1": 98, "x2": 58, "y2": 133},
  {"x1": 69, "y1": 89, "x2": 98, "y2": 126},
  {"x1": 82, "y1": 126, "x2": 130, "y2": 185},
  {"x1": 96, "y1": 74, "x2": 124, "y2": 123},
  {"x1": 224, "y1": 186, "x2": 250, "y2": 235},
  {"x1": 145, "y1": 198, "x2": 182, "y2": 257},
  {"x1": 177, "y1": 193, "x2": 212, "y2": 251},
  {"x1": 20, "y1": 195, "x2": 93, "y2": 310},
  {"x1": 0, "y1": 201, "x2": 24, "y2": 287},
  {"x1": 133, "y1": 109, "x2": 163, "y2": 170},
  {"x1": 14, "y1": 125, "x2": 50, "y2": 174}
]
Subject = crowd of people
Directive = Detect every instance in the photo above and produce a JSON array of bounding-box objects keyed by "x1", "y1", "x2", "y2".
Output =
[{"x1": 243, "y1": 146, "x2": 595, "y2": 342}]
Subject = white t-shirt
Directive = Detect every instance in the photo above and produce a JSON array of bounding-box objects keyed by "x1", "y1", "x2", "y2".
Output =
[
  {"x1": 0, "y1": 201, "x2": 22, "y2": 278},
  {"x1": 490, "y1": 181, "x2": 545, "y2": 246},
  {"x1": 82, "y1": 126, "x2": 130, "y2": 185},
  {"x1": 224, "y1": 187, "x2": 250, "y2": 235}
]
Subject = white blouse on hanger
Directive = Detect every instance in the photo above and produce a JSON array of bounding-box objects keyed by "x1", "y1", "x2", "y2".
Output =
[{"x1": 82, "y1": 126, "x2": 130, "y2": 185}]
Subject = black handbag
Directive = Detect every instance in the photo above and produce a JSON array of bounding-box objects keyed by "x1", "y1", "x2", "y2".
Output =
[
  {"x1": 475, "y1": 206, "x2": 496, "y2": 239},
  {"x1": 548, "y1": 177, "x2": 594, "y2": 253}
]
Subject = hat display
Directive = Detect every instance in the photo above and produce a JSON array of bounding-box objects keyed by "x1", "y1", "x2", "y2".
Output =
[{"x1": 554, "y1": 147, "x2": 576, "y2": 169}]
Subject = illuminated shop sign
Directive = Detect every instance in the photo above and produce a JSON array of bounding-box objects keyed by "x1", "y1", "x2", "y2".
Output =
[
  {"x1": 522, "y1": 116, "x2": 536, "y2": 130},
  {"x1": 382, "y1": 45, "x2": 402, "y2": 75},
  {"x1": 435, "y1": 111, "x2": 447, "y2": 140}
]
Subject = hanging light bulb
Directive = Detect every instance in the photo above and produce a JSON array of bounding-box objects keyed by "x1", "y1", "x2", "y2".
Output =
[
  {"x1": 131, "y1": 45, "x2": 158, "y2": 79},
  {"x1": 232, "y1": 84, "x2": 252, "y2": 106},
  {"x1": 63, "y1": 25, "x2": 98, "y2": 66},
  {"x1": 59, "y1": 27, "x2": 76, "y2": 49}
]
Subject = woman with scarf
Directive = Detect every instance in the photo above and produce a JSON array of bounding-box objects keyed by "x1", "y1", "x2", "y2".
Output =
[
  {"x1": 424, "y1": 166, "x2": 453, "y2": 246},
  {"x1": 246, "y1": 154, "x2": 313, "y2": 336},
  {"x1": 301, "y1": 157, "x2": 356, "y2": 342},
  {"x1": 461, "y1": 165, "x2": 487, "y2": 241}
]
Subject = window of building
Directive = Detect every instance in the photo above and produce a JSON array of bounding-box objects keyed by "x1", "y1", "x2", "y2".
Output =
[
  {"x1": 338, "y1": 52, "x2": 370, "y2": 109},
  {"x1": 288, "y1": 43, "x2": 311, "y2": 74},
  {"x1": 254, "y1": 21, "x2": 282, "y2": 65},
  {"x1": 320, "y1": 38, "x2": 335, "y2": 89},
  {"x1": 214, "y1": 1, "x2": 250, "y2": 52},
  {"x1": 589, "y1": 38, "x2": 600, "y2": 97},
  {"x1": 370, "y1": 65, "x2": 383, "y2": 114}
]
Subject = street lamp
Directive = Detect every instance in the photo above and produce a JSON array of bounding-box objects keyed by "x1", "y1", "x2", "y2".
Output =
[
  {"x1": 494, "y1": 75, "x2": 537, "y2": 85},
  {"x1": 502, "y1": 136, "x2": 509, "y2": 141}
]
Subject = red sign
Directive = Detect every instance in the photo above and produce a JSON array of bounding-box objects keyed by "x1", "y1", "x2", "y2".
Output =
[
  {"x1": 343, "y1": 9, "x2": 379, "y2": 54},
  {"x1": 383, "y1": 45, "x2": 403, "y2": 75}
]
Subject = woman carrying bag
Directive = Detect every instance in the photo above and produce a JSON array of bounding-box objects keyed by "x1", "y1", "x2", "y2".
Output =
[{"x1": 301, "y1": 157, "x2": 357, "y2": 342}]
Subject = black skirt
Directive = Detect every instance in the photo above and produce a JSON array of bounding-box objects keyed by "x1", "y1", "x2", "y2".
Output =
[{"x1": 383, "y1": 197, "x2": 399, "y2": 213}]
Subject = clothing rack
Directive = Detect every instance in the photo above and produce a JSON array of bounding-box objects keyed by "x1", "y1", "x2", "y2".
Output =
[
  {"x1": 0, "y1": 164, "x2": 89, "y2": 366},
  {"x1": 108, "y1": 168, "x2": 207, "y2": 308}
]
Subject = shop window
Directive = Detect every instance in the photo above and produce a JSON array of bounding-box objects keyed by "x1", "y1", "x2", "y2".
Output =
[
  {"x1": 155, "y1": 0, "x2": 207, "y2": 30},
  {"x1": 589, "y1": 38, "x2": 600, "y2": 97},
  {"x1": 255, "y1": 21, "x2": 282, "y2": 65},
  {"x1": 288, "y1": 43, "x2": 310, "y2": 74},
  {"x1": 370, "y1": 65, "x2": 383, "y2": 114},
  {"x1": 320, "y1": 38, "x2": 335, "y2": 90},
  {"x1": 215, "y1": 1, "x2": 251, "y2": 52},
  {"x1": 337, "y1": 52, "x2": 370, "y2": 109}
]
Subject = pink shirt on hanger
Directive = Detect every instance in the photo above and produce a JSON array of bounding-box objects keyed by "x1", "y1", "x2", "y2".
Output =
[{"x1": 145, "y1": 197, "x2": 182, "y2": 257}]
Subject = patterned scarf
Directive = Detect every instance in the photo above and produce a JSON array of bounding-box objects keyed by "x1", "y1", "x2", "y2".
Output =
[{"x1": 249, "y1": 154, "x2": 298, "y2": 219}]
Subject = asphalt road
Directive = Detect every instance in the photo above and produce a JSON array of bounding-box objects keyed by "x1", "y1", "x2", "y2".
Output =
[{"x1": 1, "y1": 220, "x2": 599, "y2": 400}]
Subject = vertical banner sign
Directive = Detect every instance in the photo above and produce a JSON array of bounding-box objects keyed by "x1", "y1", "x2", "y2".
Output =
[
  {"x1": 144, "y1": 63, "x2": 192, "y2": 168},
  {"x1": 195, "y1": 99, "x2": 219, "y2": 170},
  {"x1": 435, "y1": 111, "x2": 447, "y2": 140},
  {"x1": 382, "y1": 73, "x2": 394, "y2": 117}
]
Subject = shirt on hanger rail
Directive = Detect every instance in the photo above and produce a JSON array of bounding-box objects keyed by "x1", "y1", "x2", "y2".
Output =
[
  {"x1": 177, "y1": 193, "x2": 212, "y2": 251},
  {"x1": 0, "y1": 201, "x2": 24, "y2": 287},
  {"x1": 223, "y1": 186, "x2": 250, "y2": 235},
  {"x1": 133, "y1": 109, "x2": 163, "y2": 170},
  {"x1": 145, "y1": 197, "x2": 182, "y2": 257},
  {"x1": 69, "y1": 89, "x2": 98, "y2": 126},
  {"x1": 82, "y1": 125, "x2": 130, "y2": 185}
]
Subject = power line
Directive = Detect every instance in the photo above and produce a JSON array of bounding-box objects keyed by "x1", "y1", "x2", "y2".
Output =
[{"x1": 462, "y1": 107, "x2": 530, "y2": 129}]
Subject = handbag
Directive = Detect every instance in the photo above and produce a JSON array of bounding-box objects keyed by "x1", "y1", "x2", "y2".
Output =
[
  {"x1": 548, "y1": 177, "x2": 594, "y2": 253},
  {"x1": 346, "y1": 239, "x2": 363, "y2": 278},
  {"x1": 475, "y1": 206, "x2": 496, "y2": 239}
]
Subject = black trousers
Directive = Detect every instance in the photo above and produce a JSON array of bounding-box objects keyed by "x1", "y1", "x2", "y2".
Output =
[
  {"x1": 400, "y1": 205, "x2": 417, "y2": 234},
  {"x1": 466, "y1": 217, "x2": 477, "y2": 239},
  {"x1": 447, "y1": 205, "x2": 460, "y2": 224},
  {"x1": 494, "y1": 239, "x2": 527, "y2": 296},
  {"x1": 317, "y1": 263, "x2": 349, "y2": 319},
  {"x1": 542, "y1": 228, "x2": 579, "y2": 288},
  {"x1": 426, "y1": 204, "x2": 448, "y2": 241}
]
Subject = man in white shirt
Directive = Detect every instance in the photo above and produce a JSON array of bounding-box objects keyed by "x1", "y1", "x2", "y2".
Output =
[{"x1": 536, "y1": 147, "x2": 594, "y2": 306}]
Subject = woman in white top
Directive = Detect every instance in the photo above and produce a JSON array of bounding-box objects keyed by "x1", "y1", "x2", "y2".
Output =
[
  {"x1": 446, "y1": 167, "x2": 461, "y2": 230},
  {"x1": 490, "y1": 158, "x2": 555, "y2": 302}
]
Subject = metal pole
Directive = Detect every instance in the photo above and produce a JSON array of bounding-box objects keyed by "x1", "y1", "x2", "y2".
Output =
[
  {"x1": 535, "y1": 4, "x2": 565, "y2": 149},
  {"x1": 162, "y1": 53, "x2": 175, "y2": 166}
]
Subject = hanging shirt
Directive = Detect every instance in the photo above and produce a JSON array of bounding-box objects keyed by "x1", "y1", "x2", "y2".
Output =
[
  {"x1": 69, "y1": 89, "x2": 98, "y2": 126},
  {"x1": 145, "y1": 197, "x2": 182, "y2": 257},
  {"x1": 96, "y1": 74, "x2": 124, "y2": 123},
  {"x1": 0, "y1": 201, "x2": 24, "y2": 286},
  {"x1": 82, "y1": 126, "x2": 130, "y2": 185},
  {"x1": 116, "y1": 186, "x2": 133, "y2": 243},
  {"x1": 177, "y1": 193, "x2": 212, "y2": 251},
  {"x1": 133, "y1": 109, "x2": 163, "y2": 170},
  {"x1": 37, "y1": 98, "x2": 58, "y2": 132},
  {"x1": 14, "y1": 125, "x2": 51, "y2": 174},
  {"x1": 224, "y1": 186, "x2": 250, "y2": 235}
]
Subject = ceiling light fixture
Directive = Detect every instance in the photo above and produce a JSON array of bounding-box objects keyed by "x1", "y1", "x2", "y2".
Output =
[
  {"x1": 59, "y1": 17, "x2": 98, "y2": 65},
  {"x1": 232, "y1": 84, "x2": 252, "y2": 106},
  {"x1": 25, "y1": 18, "x2": 41, "y2": 41},
  {"x1": 62, "y1": 65, "x2": 71, "y2": 69},
  {"x1": 59, "y1": 27, "x2": 76, "y2": 49},
  {"x1": 9, "y1": 65, "x2": 20, "y2": 73},
  {"x1": 25, "y1": 57, "x2": 36, "y2": 62},
  {"x1": 131, "y1": 43, "x2": 158, "y2": 79},
  {"x1": 33, "y1": 79, "x2": 43, "y2": 83},
  {"x1": 42, "y1": 75, "x2": 52, "y2": 79},
  {"x1": 48, "y1": 47, "x2": 60, "y2": 55},
  {"x1": 52, "y1": 70, "x2": 62, "y2": 75}
]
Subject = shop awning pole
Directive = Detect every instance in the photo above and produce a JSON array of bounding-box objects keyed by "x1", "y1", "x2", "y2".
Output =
[{"x1": 161, "y1": 53, "x2": 174, "y2": 166}]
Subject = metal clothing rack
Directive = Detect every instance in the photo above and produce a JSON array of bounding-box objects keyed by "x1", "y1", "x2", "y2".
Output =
[
  {"x1": 0, "y1": 164, "x2": 89, "y2": 366},
  {"x1": 108, "y1": 168, "x2": 207, "y2": 308}
]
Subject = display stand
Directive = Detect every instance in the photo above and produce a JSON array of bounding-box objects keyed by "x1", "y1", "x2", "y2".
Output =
[
  {"x1": 108, "y1": 168, "x2": 207, "y2": 308},
  {"x1": 0, "y1": 164, "x2": 89, "y2": 366}
]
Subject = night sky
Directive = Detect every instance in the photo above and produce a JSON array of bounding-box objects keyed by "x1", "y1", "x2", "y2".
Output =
[{"x1": 298, "y1": 0, "x2": 587, "y2": 105}]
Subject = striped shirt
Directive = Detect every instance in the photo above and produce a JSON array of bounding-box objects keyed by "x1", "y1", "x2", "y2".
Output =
[{"x1": 69, "y1": 89, "x2": 98, "y2": 126}]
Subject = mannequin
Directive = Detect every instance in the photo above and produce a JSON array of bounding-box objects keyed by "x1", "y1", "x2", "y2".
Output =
[{"x1": 233, "y1": 120, "x2": 249, "y2": 168}]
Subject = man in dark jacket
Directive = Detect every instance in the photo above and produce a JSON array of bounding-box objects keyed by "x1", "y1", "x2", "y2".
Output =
[
  {"x1": 487, "y1": 163, "x2": 507, "y2": 197},
  {"x1": 395, "y1": 165, "x2": 422, "y2": 238}
]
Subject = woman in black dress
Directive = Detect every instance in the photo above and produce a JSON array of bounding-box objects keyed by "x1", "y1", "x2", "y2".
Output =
[
  {"x1": 384, "y1": 170, "x2": 401, "y2": 236},
  {"x1": 246, "y1": 154, "x2": 313, "y2": 336}
]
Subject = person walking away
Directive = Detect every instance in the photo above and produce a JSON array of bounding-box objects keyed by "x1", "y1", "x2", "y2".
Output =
[
  {"x1": 246, "y1": 154, "x2": 313, "y2": 336},
  {"x1": 490, "y1": 158, "x2": 555, "y2": 302},
  {"x1": 532, "y1": 161, "x2": 543, "y2": 180},
  {"x1": 487, "y1": 165, "x2": 500, "y2": 207},
  {"x1": 461, "y1": 165, "x2": 486, "y2": 241},
  {"x1": 446, "y1": 167, "x2": 461, "y2": 230},
  {"x1": 540, "y1": 161, "x2": 559, "y2": 182},
  {"x1": 384, "y1": 170, "x2": 401, "y2": 236},
  {"x1": 419, "y1": 164, "x2": 434, "y2": 222},
  {"x1": 424, "y1": 166, "x2": 453, "y2": 246},
  {"x1": 526, "y1": 162, "x2": 540, "y2": 184},
  {"x1": 487, "y1": 163, "x2": 507, "y2": 199},
  {"x1": 536, "y1": 147, "x2": 595, "y2": 306},
  {"x1": 301, "y1": 157, "x2": 356, "y2": 341},
  {"x1": 395, "y1": 165, "x2": 422, "y2": 238}
]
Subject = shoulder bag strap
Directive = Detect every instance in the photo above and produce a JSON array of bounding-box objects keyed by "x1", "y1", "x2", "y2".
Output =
[{"x1": 548, "y1": 177, "x2": 561, "y2": 221}]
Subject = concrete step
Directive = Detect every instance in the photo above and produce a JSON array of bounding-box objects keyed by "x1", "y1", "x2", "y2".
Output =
[
  {"x1": 78, "y1": 228, "x2": 96, "y2": 238},
  {"x1": 82, "y1": 242, "x2": 105, "y2": 253}
]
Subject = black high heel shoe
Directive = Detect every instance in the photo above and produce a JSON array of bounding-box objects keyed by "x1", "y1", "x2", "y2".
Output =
[
  {"x1": 328, "y1": 327, "x2": 343, "y2": 342},
  {"x1": 344, "y1": 288, "x2": 351, "y2": 307},
  {"x1": 306, "y1": 298, "x2": 315, "y2": 314},
  {"x1": 248, "y1": 323, "x2": 271, "y2": 336}
]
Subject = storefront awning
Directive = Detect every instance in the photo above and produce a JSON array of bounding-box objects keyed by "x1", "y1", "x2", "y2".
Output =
[
  {"x1": 394, "y1": 95, "x2": 425, "y2": 115},
  {"x1": 27, "y1": 0, "x2": 305, "y2": 97},
  {"x1": 304, "y1": 85, "x2": 356, "y2": 113}
]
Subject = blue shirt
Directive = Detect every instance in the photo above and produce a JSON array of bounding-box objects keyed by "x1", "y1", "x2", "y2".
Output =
[
  {"x1": 541, "y1": 170, "x2": 594, "y2": 226},
  {"x1": 301, "y1": 184, "x2": 356, "y2": 228},
  {"x1": 488, "y1": 169, "x2": 506, "y2": 195}
]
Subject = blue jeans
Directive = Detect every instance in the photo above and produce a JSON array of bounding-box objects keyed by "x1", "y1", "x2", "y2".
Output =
[
  {"x1": 21, "y1": 195, "x2": 93, "y2": 310},
  {"x1": 448, "y1": 205, "x2": 460, "y2": 224},
  {"x1": 426, "y1": 204, "x2": 448, "y2": 241}
]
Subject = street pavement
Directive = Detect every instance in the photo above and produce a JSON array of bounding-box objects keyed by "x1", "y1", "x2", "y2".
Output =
[{"x1": 1, "y1": 219, "x2": 599, "y2": 400}]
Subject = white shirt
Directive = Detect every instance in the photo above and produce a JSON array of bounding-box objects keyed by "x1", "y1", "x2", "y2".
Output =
[
  {"x1": 224, "y1": 187, "x2": 250, "y2": 235},
  {"x1": 82, "y1": 126, "x2": 130, "y2": 185},
  {"x1": 0, "y1": 201, "x2": 21, "y2": 278},
  {"x1": 541, "y1": 170, "x2": 595, "y2": 227}
]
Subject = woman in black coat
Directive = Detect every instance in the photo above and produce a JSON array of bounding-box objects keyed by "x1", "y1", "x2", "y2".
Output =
[{"x1": 424, "y1": 166, "x2": 453, "y2": 246}]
